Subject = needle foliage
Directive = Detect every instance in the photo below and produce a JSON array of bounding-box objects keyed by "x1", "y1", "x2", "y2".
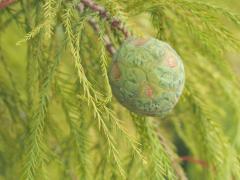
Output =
[{"x1": 0, "y1": 0, "x2": 240, "y2": 179}]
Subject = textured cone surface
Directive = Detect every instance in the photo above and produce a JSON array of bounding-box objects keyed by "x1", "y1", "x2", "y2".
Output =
[{"x1": 109, "y1": 37, "x2": 185, "y2": 117}]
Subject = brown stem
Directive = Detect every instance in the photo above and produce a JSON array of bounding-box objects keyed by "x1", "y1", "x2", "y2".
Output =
[
  {"x1": 78, "y1": 3, "x2": 116, "y2": 56},
  {"x1": 80, "y1": 0, "x2": 130, "y2": 38},
  {"x1": 178, "y1": 156, "x2": 209, "y2": 168},
  {"x1": 157, "y1": 132, "x2": 188, "y2": 180},
  {"x1": 0, "y1": 0, "x2": 16, "y2": 10},
  {"x1": 88, "y1": 18, "x2": 116, "y2": 55}
]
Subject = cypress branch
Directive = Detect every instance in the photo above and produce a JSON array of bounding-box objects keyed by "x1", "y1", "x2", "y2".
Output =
[
  {"x1": 0, "y1": 0, "x2": 240, "y2": 179},
  {"x1": 0, "y1": 0, "x2": 16, "y2": 10},
  {"x1": 81, "y1": 0, "x2": 130, "y2": 38},
  {"x1": 132, "y1": 114, "x2": 177, "y2": 180},
  {"x1": 57, "y1": 80, "x2": 91, "y2": 180},
  {"x1": 22, "y1": 27, "x2": 62, "y2": 179}
]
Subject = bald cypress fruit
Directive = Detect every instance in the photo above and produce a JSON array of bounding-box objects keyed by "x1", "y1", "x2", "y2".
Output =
[{"x1": 109, "y1": 37, "x2": 185, "y2": 117}]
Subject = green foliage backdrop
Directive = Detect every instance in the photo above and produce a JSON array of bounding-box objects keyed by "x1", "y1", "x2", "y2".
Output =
[{"x1": 0, "y1": 0, "x2": 240, "y2": 179}]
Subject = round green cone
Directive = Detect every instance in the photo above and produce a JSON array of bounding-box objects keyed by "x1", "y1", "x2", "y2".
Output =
[{"x1": 109, "y1": 37, "x2": 185, "y2": 117}]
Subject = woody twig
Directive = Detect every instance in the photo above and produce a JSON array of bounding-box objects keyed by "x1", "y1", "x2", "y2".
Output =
[
  {"x1": 0, "y1": 0, "x2": 16, "y2": 10},
  {"x1": 80, "y1": 0, "x2": 130, "y2": 39},
  {"x1": 78, "y1": 2, "x2": 118, "y2": 56}
]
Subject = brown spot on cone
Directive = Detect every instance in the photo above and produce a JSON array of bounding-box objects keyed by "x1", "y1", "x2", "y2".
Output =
[
  {"x1": 166, "y1": 55, "x2": 177, "y2": 68},
  {"x1": 132, "y1": 38, "x2": 149, "y2": 46},
  {"x1": 112, "y1": 63, "x2": 121, "y2": 80},
  {"x1": 145, "y1": 85, "x2": 153, "y2": 98}
]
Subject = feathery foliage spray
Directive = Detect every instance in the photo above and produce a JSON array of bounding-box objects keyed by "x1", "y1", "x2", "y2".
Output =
[{"x1": 0, "y1": 0, "x2": 240, "y2": 179}]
